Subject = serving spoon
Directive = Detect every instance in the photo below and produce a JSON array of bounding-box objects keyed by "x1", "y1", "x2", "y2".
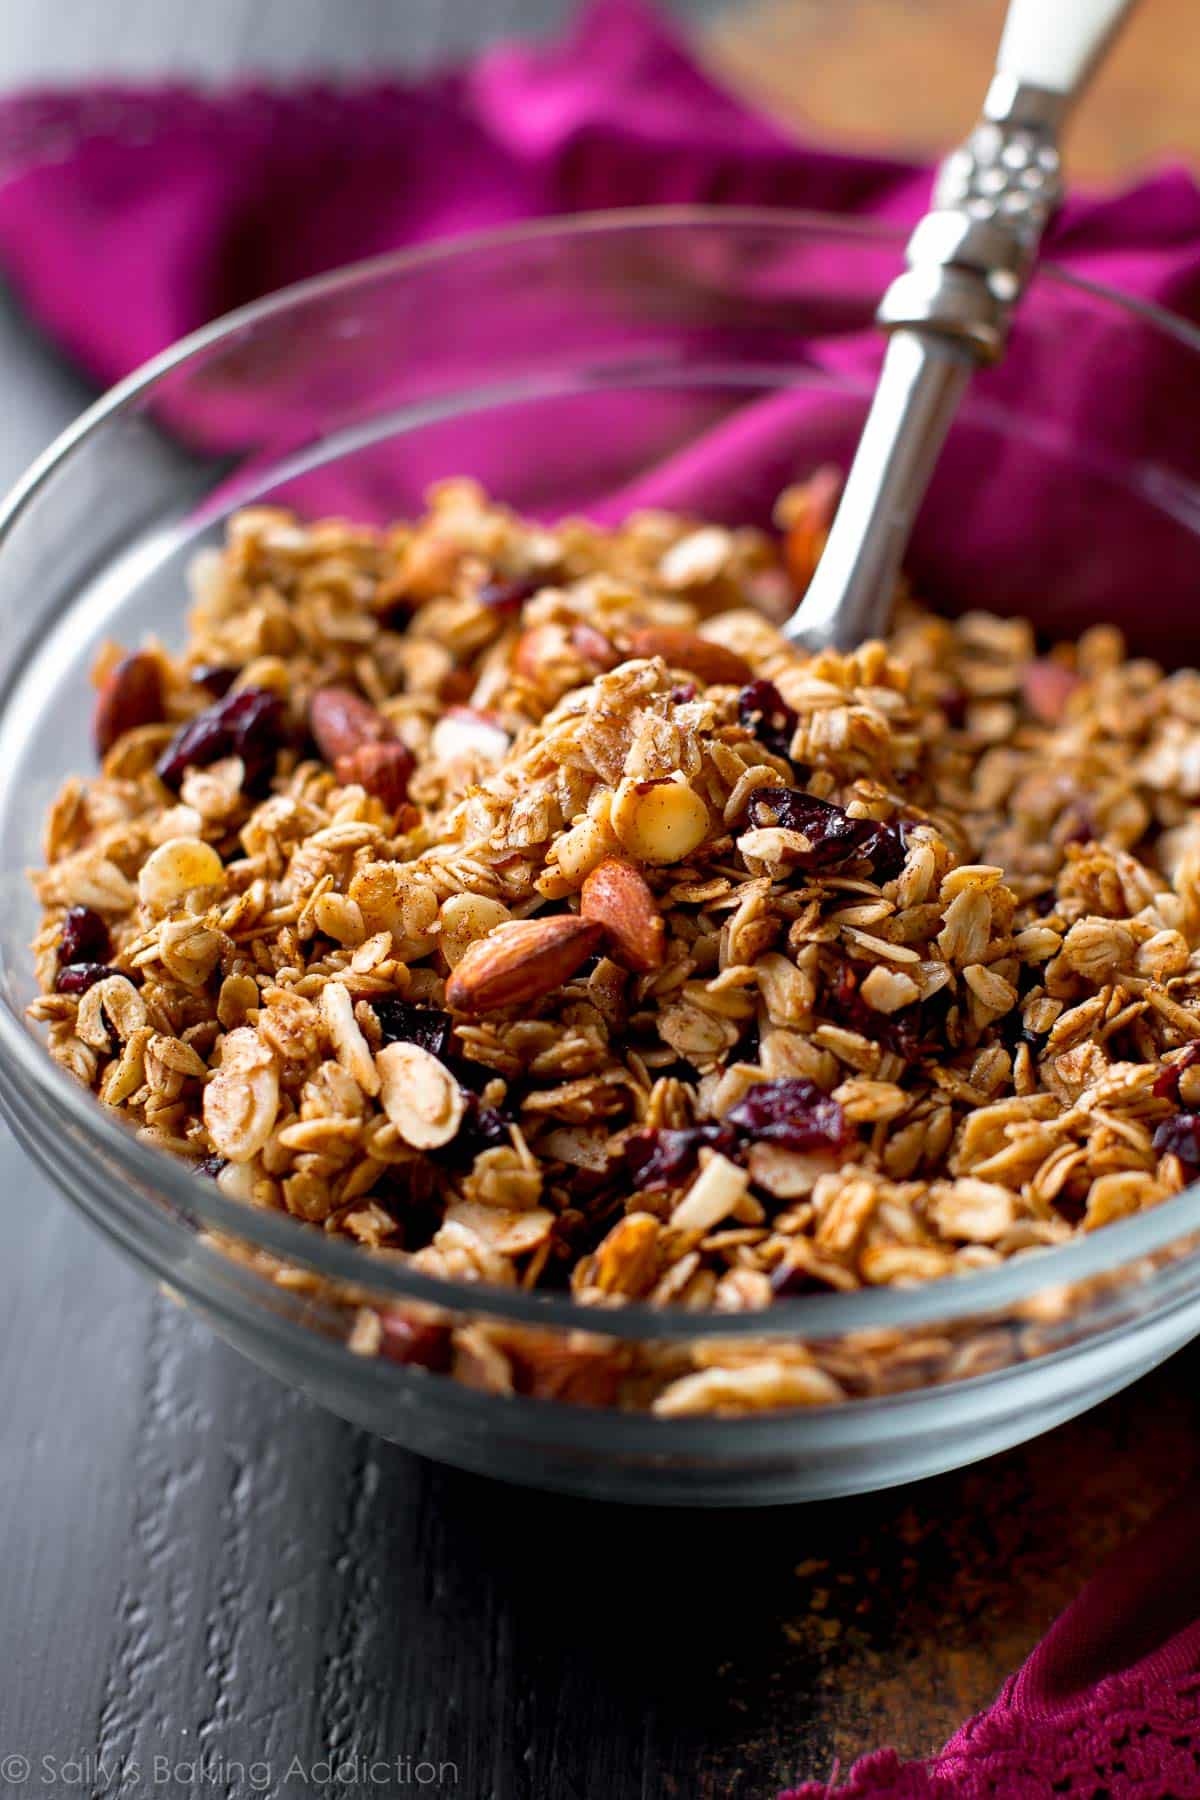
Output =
[{"x1": 784, "y1": 0, "x2": 1140, "y2": 654}]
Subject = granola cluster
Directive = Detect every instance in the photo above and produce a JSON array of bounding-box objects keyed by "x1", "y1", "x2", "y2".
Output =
[{"x1": 27, "y1": 478, "x2": 1200, "y2": 1412}]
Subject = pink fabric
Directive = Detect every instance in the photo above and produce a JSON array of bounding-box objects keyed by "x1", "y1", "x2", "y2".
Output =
[
  {"x1": 0, "y1": 0, "x2": 1197, "y2": 657},
  {"x1": 0, "y1": 8, "x2": 1198, "y2": 1790},
  {"x1": 784, "y1": 1484, "x2": 1200, "y2": 1799}
]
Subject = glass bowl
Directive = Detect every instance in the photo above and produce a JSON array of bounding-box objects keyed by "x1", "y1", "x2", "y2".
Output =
[{"x1": 3, "y1": 209, "x2": 1200, "y2": 1507}]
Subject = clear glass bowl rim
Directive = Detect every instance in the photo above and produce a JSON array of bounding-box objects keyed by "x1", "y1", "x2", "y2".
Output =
[{"x1": 4, "y1": 202, "x2": 1200, "y2": 1345}]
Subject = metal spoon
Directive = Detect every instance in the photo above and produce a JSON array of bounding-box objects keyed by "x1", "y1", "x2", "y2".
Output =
[{"x1": 784, "y1": 0, "x2": 1140, "y2": 654}]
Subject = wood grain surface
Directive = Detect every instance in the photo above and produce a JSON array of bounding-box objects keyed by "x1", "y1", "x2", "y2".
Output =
[
  {"x1": 709, "y1": 0, "x2": 1196, "y2": 180},
  {"x1": 0, "y1": 4, "x2": 1197, "y2": 1798}
]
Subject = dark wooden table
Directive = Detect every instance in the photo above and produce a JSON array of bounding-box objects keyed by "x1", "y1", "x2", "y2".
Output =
[{"x1": 2, "y1": 5, "x2": 1197, "y2": 1796}]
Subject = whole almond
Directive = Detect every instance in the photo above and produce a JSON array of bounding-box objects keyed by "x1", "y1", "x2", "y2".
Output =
[
  {"x1": 310, "y1": 685, "x2": 392, "y2": 763},
  {"x1": 445, "y1": 915, "x2": 603, "y2": 1014},
  {"x1": 623, "y1": 627, "x2": 753, "y2": 688},
  {"x1": 514, "y1": 623, "x2": 570, "y2": 682},
  {"x1": 513, "y1": 623, "x2": 616, "y2": 683},
  {"x1": 782, "y1": 464, "x2": 842, "y2": 593},
  {"x1": 570, "y1": 623, "x2": 619, "y2": 669},
  {"x1": 94, "y1": 651, "x2": 165, "y2": 758},
  {"x1": 1022, "y1": 658, "x2": 1082, "y2": 726},
  {"x1": 580, "y1": 858, "x2": 665, "y2": 972},
  {"x1": 334, "y1": 740, "x2": 414, "y2": 810}
]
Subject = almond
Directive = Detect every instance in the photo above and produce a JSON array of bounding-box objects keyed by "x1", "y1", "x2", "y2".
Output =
[
  {"x1": 430, "y1": 706, "x2": 510, "y2": 765},
  {"x1": 570, "y1": 623, "x2": 620, "y2": 669},
  {"x1": 94, "y1": 651, "x2": 165, "y2": 757},
  {"x1": 513, "y1": 623, "x2": 618, "y2": 684},
  {"x1": 782, "y1": 464, "x2": 841, "y2": 592},
  {"x1": 580, "y1": 858, "x2": 665, "y2": 972},
  {"x1": 310, "y1": 685, "x2": 392, "y2": 763},
  {"x1": 445, "y1": 915, "x2": 603, "y2": 1013},
  {"x1": 1022, "y1": 658, "x2": 1082, "y2": 725},
  {"x1": 622, "y1": 627, "x2": 753, "y2": 688},
  {"x1": 333, "y1": 740, "x2": 414, "y2": 810}
]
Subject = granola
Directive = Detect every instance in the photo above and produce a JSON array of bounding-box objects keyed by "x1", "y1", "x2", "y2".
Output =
[{"x1": 26, "y1": 476, "x2": 1200, "y2": 1412}]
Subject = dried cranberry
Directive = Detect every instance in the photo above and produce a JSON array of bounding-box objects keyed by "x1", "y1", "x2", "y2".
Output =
[
  {"x1": 477, "y1": 574, "x2": 543, "y2": 614},
  {"x1": 156, "y1": 685, "x2": 286, "y2": 793},
  {"x1": 55, "y1": 962, "x2": 131, "y2": 995},
  {"x1": 454, "y1": 1097, "x2": 514, "y2": 1161},
  {"x1": 194, "y1": 1154, "x2": 227, "y2": 1179},
  {"x1": 624, "y1": 1123, "x2": 740, "y2": 1190},
  {"x1": 1060, "y1": 809, "x2": 1095, "y2": 849},
  {"x1": 939, "y1": 685, "x2": 969, "y2": 729},
  {"x1": 725, "y1": 1078, "x2": 849, "y2": 1153},
  {"x1": 1154, "y1": 1043, "x2": 1200, "y2": 1103},
  {"x1": 749, "y1": 788, "x2": 907, "y2": 881},
  {"x1": 58, "y1": 905, "x2": 110, "y2": 968},
  {"x1": 369, "y1": 999, "x2": 453, "y2": 1060},
  {"x1": 770, "y1": 1260, "x2": 824, "y2": 1299},
  {"x1": 190, "y1": 663, "x2": 238, "y2": 697},
  {"x1": 824, "y1": 959, "x2": 939, "y2": 1064},
  {"x1": 998, "y1": 1008, "x2": 1047, "y2": 1056},
  {"x1": 670, "y1": 684, "x2": 698, "y2": 704},
  {"x1": 738, "y1": 679, "x2": 798, "y2": 763},
  {"x1": 377, "y1": 1312, "x2": 453, "y2": 1371},
  {"x1": 1154, "y1": 1114, "x2": 1200, "y2": 1167}
]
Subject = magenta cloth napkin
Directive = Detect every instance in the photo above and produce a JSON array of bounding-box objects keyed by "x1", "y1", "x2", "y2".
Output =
[
  {"x1": 0, "y1": 5, "x2": 1199, "y2": 1792},
  {"x1": 784, "y1": 1483, "x2": 1200, "y2": 1800},
  {"x1": 0, "y1": 0, "x2": 1198, "y2": 656}
]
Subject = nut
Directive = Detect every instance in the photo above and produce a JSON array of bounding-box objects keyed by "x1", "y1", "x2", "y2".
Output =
[
  {"x1": 94, "y1": 651, "x2": 165, "y2": 757},
  {"x1": 1022, "y1": 658, "x2": 1082, "y2": 725},
  {"x1": 622, "y1": 627, "x2": 753, "y2": 688},
  {"x1": 445, "y1": 915, "x2": 603, "y2": 1013},
  {"x1": 860, "y1": 965, "x2": 922, "y2": 1014},
  {"x1": 570, "y1": 623, "x2": 619, "y2": 669},
  {"x1": 321, "y1": 980, "x2": 381, "y2": 1095},
  {"x1": 438, "y1": 892, "x2": 512, "y2": 967},
  {"x1": 781, "y1": 465, "x2": 841, "y2": 592},
  {"x1": 669, "y1": 1151, "x2": 749, "y2": 1233},
  {"x1": 138, "y1": 836, "x2": 225, "y2": 911},
  {"x1": 429, "y1": 706, "x2": 510, "y2": 765},
  {"x1": 333, "y1": 740, "x2": 414, "y2": 810},
  {"x1": 514, "y1": 623, "x2": 618, "y2": 683},
  {"x1": 580, "y1": 858, "x2": 665, "y2": 972},
  {"x1": 310, "y1": 685, "x2": 392, "y2": 763},
  {"x1": 658, "y1": 526, "x2": 734, "y2": 589},
  {"x1": 376, "y1": 1041, "x2": 466, "y2": 1148},
  {"x1": 611, "y1": 777, "x2": 710, "y2": 865}
]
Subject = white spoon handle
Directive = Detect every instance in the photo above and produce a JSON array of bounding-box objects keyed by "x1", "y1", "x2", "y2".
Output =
[{"x1": 785, "y1": 0, "x2": 1140, "y2": 654}]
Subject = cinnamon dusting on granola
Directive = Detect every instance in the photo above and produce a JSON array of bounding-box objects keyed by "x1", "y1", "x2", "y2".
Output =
[{"x1": 27, "y1": 476, "x2": 1200, "y2": 1412}]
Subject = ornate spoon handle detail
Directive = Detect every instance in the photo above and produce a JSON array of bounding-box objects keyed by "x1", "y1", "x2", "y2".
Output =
[{"x1": 784, "y1": 0, "x2": 1139, "y2": 654}]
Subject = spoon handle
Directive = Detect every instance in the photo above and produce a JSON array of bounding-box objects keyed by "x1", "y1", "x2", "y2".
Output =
[{"x1": 785, "y1": 0, "x2": 1140, "y2": 654}]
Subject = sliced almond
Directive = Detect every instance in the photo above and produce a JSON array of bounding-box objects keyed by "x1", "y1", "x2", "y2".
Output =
[
  {"x1": 321, "y1": 981, "x2": 381, "y2": 1095},
  {"x1": 445, "y1": 915, "x2": 603, "y2": 1013},
  {"x1": 580, "y1": 858, "x2": 665, "y2": 972},
  {"x1": 310, "y1": 685, "x2": 392, "y2": 763},
  {"x1": 376, "y1": 1041, "x2": 465, "y2": 1148},
  {"x1": 622, "y1": 627, "x2": 753, "y2": 688}
]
